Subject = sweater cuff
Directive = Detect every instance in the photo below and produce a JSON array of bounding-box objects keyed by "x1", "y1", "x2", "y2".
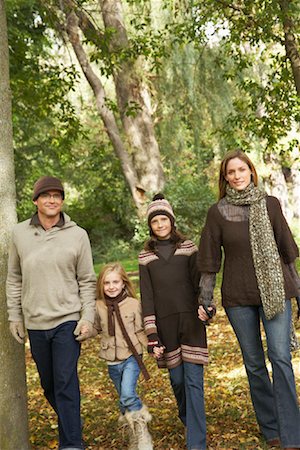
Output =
[
  {"x1": 143, "y1": 314, "x2": 157, "y2": 336},
  {"x1": 147, "y1": 333, "x2": 163, "y2": 354}
]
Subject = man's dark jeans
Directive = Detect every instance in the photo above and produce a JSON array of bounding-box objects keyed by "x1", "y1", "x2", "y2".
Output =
[{"x1": 28, "y1": 321, "x2": 84, "y2": 450}]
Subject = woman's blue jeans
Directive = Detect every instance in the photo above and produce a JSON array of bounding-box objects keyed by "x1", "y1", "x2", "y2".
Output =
[
  {"x1": 225, "y1": 301, "x2": 300, "y2": 448},
  {"x1": 169, "y1": 362, "x2": 206, "y2": 450},
  {"x1": 108, "y1": 355, "x2": 142, "y2": 414}
]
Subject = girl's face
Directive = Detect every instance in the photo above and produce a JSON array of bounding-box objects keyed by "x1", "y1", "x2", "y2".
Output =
[
  {"x1": 150, "y1": 214, "x2": 172, "y2": 240},
  {"x1": 225, "y1": 157, "x2": 252, "y2": 191},
  {"x1": 103, "y1": 270, "x2": 125, "y2": 298}
]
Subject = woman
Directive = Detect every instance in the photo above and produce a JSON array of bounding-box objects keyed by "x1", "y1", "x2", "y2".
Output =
[
  {"x1": 198, "y1": 149, "x2": 300, "y2": 450},
  {"x1": 139, "y1": 194, "x2": 212, "y2": 450}
]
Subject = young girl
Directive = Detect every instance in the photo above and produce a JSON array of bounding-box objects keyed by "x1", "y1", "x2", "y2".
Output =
[
  {"x1": 92, "y1": 262, "x2": 153, "y2": 450},
  {"x1": 139, "y1": 194, "x2": 212, "y2": 450}
]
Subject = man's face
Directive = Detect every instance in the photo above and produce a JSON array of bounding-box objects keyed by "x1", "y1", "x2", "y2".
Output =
[{"x1": 33, "y1": 190, "x2": 64, "y2": 219}]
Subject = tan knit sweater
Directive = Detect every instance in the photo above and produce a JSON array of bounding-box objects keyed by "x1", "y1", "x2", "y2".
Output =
[{"x1": 6, "y1": 213, "x2": 96, "y2": 330}]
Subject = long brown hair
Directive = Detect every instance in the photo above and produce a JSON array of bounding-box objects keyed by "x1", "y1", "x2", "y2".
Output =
[
  {"x1": 96, "y1": 262, "x2": 136, "y2": 300},
  {"x1": 218, "y1": 149, "x2": 258, "y2": 199},
  {"x1": 144, "y1": 227, "x2": 186, "y2": 252}
]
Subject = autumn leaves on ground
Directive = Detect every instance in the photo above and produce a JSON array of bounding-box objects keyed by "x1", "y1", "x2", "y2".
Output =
[{"x1": 27, "y1": 303, "x2": 300, "y2": 450}]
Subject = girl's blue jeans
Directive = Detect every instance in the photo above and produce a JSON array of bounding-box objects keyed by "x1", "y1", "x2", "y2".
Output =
[
  {"x1": 226, "y1": 300, "x2": 300, "y2": 448},
  {"x1": 169, "y1": 362, "x2": 206, "y2": 450},
  {"x1": 108, "y1": 355, "x2": 142, "y2": 414}
]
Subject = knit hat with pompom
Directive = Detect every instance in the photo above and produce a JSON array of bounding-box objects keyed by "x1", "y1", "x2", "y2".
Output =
[{"x1": 146, "y1": 193, "x2": 175, "y2": 225}]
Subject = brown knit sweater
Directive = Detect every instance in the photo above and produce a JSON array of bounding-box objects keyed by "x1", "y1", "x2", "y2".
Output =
[{"x1": 197, "y1": 196, "x2": 299, "y2": 308}]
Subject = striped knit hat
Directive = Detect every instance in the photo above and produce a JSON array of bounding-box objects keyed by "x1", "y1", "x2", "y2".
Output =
[{"x1": 147, "y1": 193, "x2": 175, "y2": 225}]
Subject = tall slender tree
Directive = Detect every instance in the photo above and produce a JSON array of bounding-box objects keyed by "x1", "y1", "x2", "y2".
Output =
[
  {"x1": 0, "y1": 0, "x2": 29, "y2": 448},
  {"x1": 53, "y1": 0, "x2": 165, "y2": 212}
]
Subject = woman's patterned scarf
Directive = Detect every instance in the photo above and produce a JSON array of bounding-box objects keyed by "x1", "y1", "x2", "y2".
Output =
[{"x1": 226, "y1": 182, "x2": 286, "y2": 320}]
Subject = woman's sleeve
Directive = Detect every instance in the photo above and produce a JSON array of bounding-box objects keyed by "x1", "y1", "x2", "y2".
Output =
[
  {"x1": 287, "y1": 262, "x2": 300, "y2": 295},
  {"x1": 198, "y1": 272, "x2": 217, "y2": 308},
  {"x1": 197, "y1": 205, "x2": 222, "y2": 273},
  {"x1": 268, "y1": 196, "x2": 299, "y2": 264}
]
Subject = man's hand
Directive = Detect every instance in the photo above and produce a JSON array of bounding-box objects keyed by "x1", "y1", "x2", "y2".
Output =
[
  {"x1": 9, "y1": 321, "x2": 26, "y2": 344},
  {"x1": 74, "y1": 319, "x2": 93, "y2": 342}
]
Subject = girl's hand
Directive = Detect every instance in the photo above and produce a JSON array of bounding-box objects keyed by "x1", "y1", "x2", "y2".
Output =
[
  {"x1": 198, "y1": 305, "x2": 215, "y2": 322},
  {"x1": 153, "y1": 346, "x2": 165, "y2": 359}
]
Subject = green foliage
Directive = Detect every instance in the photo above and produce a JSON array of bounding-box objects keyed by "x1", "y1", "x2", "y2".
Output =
[
  {"x1": 7, "y1": 0, "x2": 300, "y2": 262},
  {"x1": 7, "y1": 0, "x2": 82, "y2": 219},
  {"x1": 189, "y1": 0, "x2": 300, "y2": 154}
]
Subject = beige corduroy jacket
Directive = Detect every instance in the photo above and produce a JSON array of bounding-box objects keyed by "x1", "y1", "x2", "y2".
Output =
[{"x1": 93, "y1": 296, "x2": 148, "y2": 362}]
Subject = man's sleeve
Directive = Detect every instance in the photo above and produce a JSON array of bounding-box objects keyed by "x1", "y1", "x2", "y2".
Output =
[{"x1": 77, "y1": 231, "x2": 97, "y2": 323}]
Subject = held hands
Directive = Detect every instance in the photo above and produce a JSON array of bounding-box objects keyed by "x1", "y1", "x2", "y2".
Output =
[
  {"x1": 74, "y1": 319, "x2": 94, "y2": 342},
  {"x1": 198, "y1": 305, "x2": 216, "y2": 324},
  {"x1": 147, "y1": 333, "x2": 165, "y2": 359},
  {"x1": 9, "y1": 321, "x2": 26, "y2": 344},
  {"x1": 153, "y1": 346, "x2": 165, "y2": 359}
]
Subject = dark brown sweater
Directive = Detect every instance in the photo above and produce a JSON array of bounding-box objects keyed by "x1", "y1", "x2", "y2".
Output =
[
  {"x1": 139, "y1": 240, "x2": 200, "y2": 320},
  {"x1": 197, "y1": 196, "x2": 299, "y2": 308}
]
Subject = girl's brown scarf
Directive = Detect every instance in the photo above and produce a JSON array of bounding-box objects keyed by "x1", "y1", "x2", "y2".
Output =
[
  {"x1": 226, "y1": 182, "x2": 286, "y2": 320},
  {"x1": 105, "y1": 290, "x2": 150, "y2": 380}
]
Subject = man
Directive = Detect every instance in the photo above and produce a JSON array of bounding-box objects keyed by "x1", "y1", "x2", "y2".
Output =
[{"x1": 6, "y1": 176, "x2": 96, "y2": 450}]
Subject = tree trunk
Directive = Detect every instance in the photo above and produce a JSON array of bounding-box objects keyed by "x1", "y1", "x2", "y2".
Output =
[
  {"x1": 0, "y1": 1, "x2": 30, "y2": 448},
  {"x1": 279, "y1": 0, "x2": 300, "y2": 96},
  {"x1": 290, "y1": 165, "x2": 300, "y2": 219},
  {"x1": 99, "y1": 0, "x2": 165, "y2": 194},
  {"x1": 64, "y1": 8, "x2": 147, "y2": 211},
  {"x1": 263, "y1": 153, "x2": 293, "y2": 223},
  {"x1": 59, "y1": 0, "x2": 164, "y2": 212}
]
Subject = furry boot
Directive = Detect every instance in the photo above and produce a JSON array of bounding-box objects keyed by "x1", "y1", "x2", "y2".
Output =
[
  {"x1": 118, "y1": 413, "x2": 138, "y2": 450},
  {"x1": 125, "y1": 405, "x2": 153, "y2": 450}
]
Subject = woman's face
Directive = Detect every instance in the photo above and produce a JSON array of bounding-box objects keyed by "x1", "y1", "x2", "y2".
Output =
[
  {"x1": 103, "y1": 270, "x2": 124, "y2": 298},
  {"x1": 150, "y1": 214, "x2": 172, "y2": 240},
  {"x1": 225, "y1": 157, "x2": 252, "y2": 191}
]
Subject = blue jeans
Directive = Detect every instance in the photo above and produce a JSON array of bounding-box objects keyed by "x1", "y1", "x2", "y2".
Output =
[
  {"x1": 28, "y1": 321, "x2": 83, "y2": 450},
  {"x1": 169, "y1": 362, "x2": 206, "y2": 450},
  {"x1": 226, "y1": 301, "x2": 300, "y2": 448},
  {"x1": 108, "y1": 355, "x2": 142, "y2": 414}
]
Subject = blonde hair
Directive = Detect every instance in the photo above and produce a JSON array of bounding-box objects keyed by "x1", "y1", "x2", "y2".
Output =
[
  {"x1": 96, "y1": 262, "x2": 136, "y2": 300},
  {"x1": 218, "y1": 149, "x2": 258, "y2": 199}
]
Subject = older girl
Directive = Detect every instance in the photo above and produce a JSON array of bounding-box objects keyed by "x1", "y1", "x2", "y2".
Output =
[{"x1": 139, "y1": 194, "x2": 211, "y2": 450}]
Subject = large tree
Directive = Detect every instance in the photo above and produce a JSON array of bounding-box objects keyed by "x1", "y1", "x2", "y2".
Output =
[
  {"x1": 47, "y1": 0, "x2": 165, "y2": 212},
  {"x1": 0, "y1": 0, "x2": 29, "y2": 448}
]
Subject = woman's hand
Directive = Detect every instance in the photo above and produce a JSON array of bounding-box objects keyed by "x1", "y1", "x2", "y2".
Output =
[{"x1": 198, "y1": 305, "x2": 215, "y2": 323}]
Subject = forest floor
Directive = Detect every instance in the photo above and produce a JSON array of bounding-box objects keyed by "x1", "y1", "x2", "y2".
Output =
[{"x1": 26, "y1": 302, "x2": 300, "y2": 450}]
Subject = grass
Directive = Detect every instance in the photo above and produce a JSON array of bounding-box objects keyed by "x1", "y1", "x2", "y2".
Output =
[{"x1": 94, "y1": 258, "x2": 138, "y2": 277}]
